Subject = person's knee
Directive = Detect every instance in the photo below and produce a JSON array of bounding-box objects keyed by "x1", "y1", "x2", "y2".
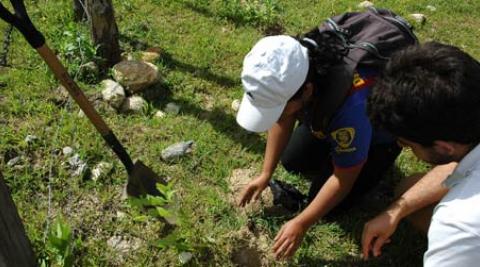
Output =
[{"x1": 280, "y1": 157, "x2": 302, "y2": 174}]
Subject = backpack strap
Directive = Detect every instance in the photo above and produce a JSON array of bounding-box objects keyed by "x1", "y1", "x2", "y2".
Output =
[
  {"x1": 367, "y1": 7, "x2": 418, "y2": 44},
  {"x1": 309, "y1": 9, "x2": 418, "y2": 132}
]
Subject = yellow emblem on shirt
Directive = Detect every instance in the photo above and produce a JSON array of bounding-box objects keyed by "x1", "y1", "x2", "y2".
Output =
[
  {"x1": 353, "y1": 72, "x2": 366, "y2": 88},
  {"x1": 331, "y1": 127, "x2": 356, "y2": 153}
]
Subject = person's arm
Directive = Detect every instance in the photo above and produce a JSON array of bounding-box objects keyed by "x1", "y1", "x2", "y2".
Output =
[
  {"x1": 239, "y1": 114, "x2": 297, "y2": 206},
  {"x1": 273, "y1": 164, "x2": 364, "y2": 259},
  {"x1": 362, "y1": 163, "x2": 456, "y2": 259}
]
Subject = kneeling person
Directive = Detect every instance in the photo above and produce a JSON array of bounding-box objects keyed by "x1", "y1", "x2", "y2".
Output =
[{"x1": 363, "y1": 42, "x2": 480, "y2": 266}]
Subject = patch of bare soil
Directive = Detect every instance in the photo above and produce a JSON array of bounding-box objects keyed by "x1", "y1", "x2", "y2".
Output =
[
  {"x1": 227, "y1": 169, "x2": 288, "y2": 267},
  {"x1": 229, "y1": 226, "x2": 272, "y2": 267},
  {"x1": 228, "y1": 168, "x2": 274, "y2": 215}
]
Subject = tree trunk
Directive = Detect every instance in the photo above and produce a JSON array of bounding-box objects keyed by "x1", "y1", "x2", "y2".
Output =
[
  {"x1": 73, "y1": 0, "x2": 87, "y2": 22},
  {"x1": 85, "y1": 0, "x2": 121, "y2": 68},
  {"x1": 0, "y1": 171, "x2": 36, "y2": 267}
]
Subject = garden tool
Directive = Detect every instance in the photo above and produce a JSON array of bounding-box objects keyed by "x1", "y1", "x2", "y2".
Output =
[{"x1": 0, "y1": 0, "x2": 166, "y2": 197}]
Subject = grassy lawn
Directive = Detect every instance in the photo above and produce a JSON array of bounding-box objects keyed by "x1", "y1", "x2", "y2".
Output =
[{"x1": 0, "y1": 0, "x2": 479, "y2": 266}]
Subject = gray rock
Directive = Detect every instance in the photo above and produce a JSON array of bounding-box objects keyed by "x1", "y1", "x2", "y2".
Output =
[
  {"x1": 179, "y1": 252, "x2": 193, "y2": 264},
  {"x1": 72, "y1": 163, "x2": 89, "y2": 177},
  {"x1": 91, "y1": 162, "x2": 113, "y2": 182},
  {"x1": 68, "y1": 153, "x2": 83, "y2": 167},
  {"x1": 63, "y1": 146, "x2": 74, "y2": 156},
  {"x1": 154, "y1": 110, "x2": 166, "y2": 118},
  {"x1": 161, "y1": 141, "x2": 194, "y2": 161},
  {"x1": 112, "y1": 60, "x2": 160, "y2": 94},
  {"x1": 68, "y1": 153, "x2": 89, "y2": 177},
  {"x1": 7, "y1": 156, "x2": 22, "y2": 167},
  {"x1": 164, "y1": 102, "x2": 180, "y2": 115},
  {"x1": 120, "y1": 96, "x2": 147, "y2": 114},
  {"x1": 24, "y1": 135, "x2": 38, "y2": 144},
  {"x1": 101, "y1": 79, "x2": 126, "y2": 109},
  {"x1": 410, "y1": 13, "x2": 427, "y2": 24},
  {"x1": 358, "y1": 1, "x2": 374, "y2": 8},
  {"x1": 426, "y1": 5, "x2": 436, "y2": 12},
  {"x1": 107, "y1": 235, "x2": 141, "y2": 254},
  {"x1": 116, "y1": 211, "x2": 127, "y2": 219}
]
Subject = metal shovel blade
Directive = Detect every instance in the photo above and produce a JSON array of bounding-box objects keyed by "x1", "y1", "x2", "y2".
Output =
[{"x1": 126, "y1": 161, "x2": 167, "y2": 197}]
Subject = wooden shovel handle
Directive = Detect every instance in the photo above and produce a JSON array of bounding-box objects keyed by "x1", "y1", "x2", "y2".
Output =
[
  {"x1": 37, "y1": 44, "x2": 111, "y2": 134},
  {"x1": 36, "y1": 44, "x2": 134, "y2": 171}
]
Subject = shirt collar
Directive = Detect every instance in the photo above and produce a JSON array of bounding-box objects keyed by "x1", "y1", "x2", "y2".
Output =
[{"x1": 444, "y1": 143, "x2": 480, "y2": 189}]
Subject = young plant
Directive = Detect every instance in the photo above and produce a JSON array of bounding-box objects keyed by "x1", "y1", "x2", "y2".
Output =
[
  {"x1": 56, "y1": 22, "x2": 99, "y2": 83},
  {"x1": 39, "y1": 218, "x2": 81, "y2": 267}
]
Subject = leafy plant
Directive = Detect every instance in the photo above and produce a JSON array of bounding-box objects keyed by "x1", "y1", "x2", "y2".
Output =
[
  {"x1": 56, "y1": 22, "x2": 99, "y2": 83},
  {"x1": 128, "y1": 183, "x2": 197, "y2": 262},
  {"x1": 129, "y1": 182, "x2": 176, "y2": 220},
  {"x1": 39, "y1": 218, "x2": 81, "y2": 267}
]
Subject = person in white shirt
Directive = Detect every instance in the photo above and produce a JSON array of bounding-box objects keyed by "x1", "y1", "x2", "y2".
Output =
[{"x1": 362, "y1": 42, "x2": 480, "y2": 266}]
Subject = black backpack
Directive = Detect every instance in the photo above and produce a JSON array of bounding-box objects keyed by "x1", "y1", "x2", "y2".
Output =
[{"x1": 304, "y1": 7, "x2": 418, "y2": 132}]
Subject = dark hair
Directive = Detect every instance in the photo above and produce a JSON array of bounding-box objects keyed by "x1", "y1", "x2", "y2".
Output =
[
  {"x1": 289, "y1": 29, "x2": 348, "y2": 100},
  {"x1": 368, "y1": 42, "x2": 480, "y2": 146}
]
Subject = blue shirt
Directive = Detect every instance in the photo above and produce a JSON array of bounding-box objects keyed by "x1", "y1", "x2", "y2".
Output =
[{"x1": 308, "y1": 68, "x2": 394, "y2": 168}]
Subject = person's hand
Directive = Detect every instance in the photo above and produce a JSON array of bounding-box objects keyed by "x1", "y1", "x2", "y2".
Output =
[
  {"x1": 272, "y1": 218, "x2": 307, "y2": 260},
  {"x1": 238, "y1": 175, "x2": 270, "y2": 207},
  {"x1": 362, "y1": 210, "x2": 400, "y2": 260}
]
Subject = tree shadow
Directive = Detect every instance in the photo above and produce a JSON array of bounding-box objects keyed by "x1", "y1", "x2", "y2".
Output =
[
  {"x1": 119, "y1": 34, "x2": 238, "y2": 89},
  {"x1": 120, "y1": 33, "x2": 264, "y2": 154},
  {"x1": 160, "y1": 50, "x2": 238, "y2": 89},
  {"x1": 179, "y1": 1, "x2": 286, "y2": 35},
  {"x1": 141, "y1": 83, "x2": 265, "y2": 155}
]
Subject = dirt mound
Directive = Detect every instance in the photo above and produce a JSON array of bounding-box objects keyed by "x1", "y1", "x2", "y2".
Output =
[
  {"x1": 229, "y1": 227, "x2": 280, "y2": 267},
  {"x1": 227, "y1": 169, "x2": 289, "y2": 267},
  {"x1": 228, "y1": 168, "x2": 274, "y2": 215}
]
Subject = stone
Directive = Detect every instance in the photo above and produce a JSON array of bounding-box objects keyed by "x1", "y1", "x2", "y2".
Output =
[
  {"x1": 116, "y1": 211, "x2": 127, "y2": 219},
  {"x1": 107, "y1": 235, "x2": 141, "y2": 254},
  {"x1": 120, "y1": 96, "x2": 147, "y2": 114},
  {"x1": 24, "y1": 135, "x2": 38, "y2": 144},
  {"x1": 140, "y1": 51, "x2": 161, "y2": 63},
  {"x1": 426, "y1": 5, "x2": 436, "y2": 12},
  {"x1": 164, "y1": 102, "x2": 180, "y2": 115},
  {"x1": 62, "y1": 146, "x2": 74, "y2": 156},
  {"x1": 7, "y1": 156, "x2": 22, "y2": 167},
  {"x1": 112, "y1": 60, "x2": 160, "y2": 94},
  {"x1": 161, "y1": 141, "x2": 194, "y2": 161},
  {"x1": 91, "y1": 162, "x2": 113, "y2": 182},
  {"x1": 68, "y1": 153, "x2": 89, "y2": 177},
  {"x1": 358, "y1": 1, "x2": 374, "y2": 9},
  {"x1": 101, "y1": 79, "x2": 126, "y2": 109},
  {"x1": 409, "y1": 13, "x2": 427, "y2": 24},
  {"x1": 154, "y1": 110, "x2": 166, "y2": 118},
  {"x1": 179, "y1": 252, "x2": 193, "y2": 264},
  {"x1": 231, "y1": 99, "x2": 241, "y2": 112}
]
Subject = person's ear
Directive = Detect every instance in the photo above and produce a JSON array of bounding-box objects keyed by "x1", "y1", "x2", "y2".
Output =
[{"x1": 433, "y1": 140, "x2": 456, "y2": 156}]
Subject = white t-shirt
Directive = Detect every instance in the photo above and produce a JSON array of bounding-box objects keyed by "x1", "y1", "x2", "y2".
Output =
[{"x1": 424, "y1": 144, "x2": 480, "y2": 267}]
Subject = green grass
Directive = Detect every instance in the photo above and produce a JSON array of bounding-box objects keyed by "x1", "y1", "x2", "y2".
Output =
[{"x1": 0, "y1": 0, "x2": 479, "y2": 266}]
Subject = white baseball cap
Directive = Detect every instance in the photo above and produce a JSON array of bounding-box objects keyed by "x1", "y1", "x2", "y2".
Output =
[{"x1": 236, "y1": 35, "x2": 310, "y2": 132}]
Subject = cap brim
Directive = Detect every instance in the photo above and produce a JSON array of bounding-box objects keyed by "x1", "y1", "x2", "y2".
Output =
[{"x1": 236, "y1": 94, "x2": 286, "y2": 133}]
